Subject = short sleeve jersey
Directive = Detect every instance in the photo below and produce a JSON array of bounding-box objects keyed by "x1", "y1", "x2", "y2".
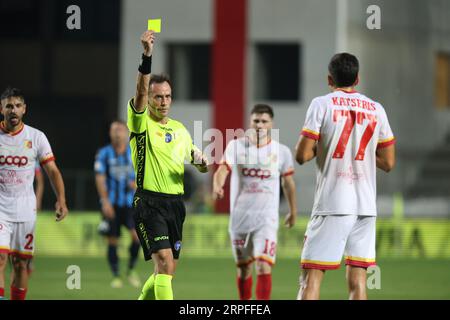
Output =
[
  {"x1": 0, "y1": 123, "x2": 55, "y2": 222},
  {"x1": 127, "y1": 98, "x2": 195, "y2": 195},
  {"x1": 222, "y1": 137, "x2": 294, "y2": 233},
  {"x1": 300, "y1": 89, "x2": 395, "y2": 216},
  {"x1": 94, "y1": 144, "x2": 135, "y2": 207}
]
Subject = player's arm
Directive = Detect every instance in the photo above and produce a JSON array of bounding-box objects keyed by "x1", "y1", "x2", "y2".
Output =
[
  {"x1": 297, "y1": 98, "x2": 323, "y2": 165},
  {"x1": 376, "y1": 108, "x2": 396, "y2": 173},
  {"x1": 35, "y1": 168, "x2": 44, "y2": 211},
  {"x1": 95, "y1": 173, "x2": 115, "y2": 219},
  {"x1": 212, "y1": 164, "x2": 230, "y2": 200},
  {"x1": 376, "y1": 144, "x2": 395, "y2": 172},
  {"x1": 127, "y1": 149, "x2": 137, "y2": 191},
  {"x1": 42, "y1": 161, "x2": 68, "y2": 221},
  {"x1": 295, "y1": 136, "x2": 317, "y2": 165},
  {"x1": 281, "y1": 174, "x2": 298, "y2": 228},
  {"x1": 134, "y1": 30, "x2": 156, "y2": 113}
]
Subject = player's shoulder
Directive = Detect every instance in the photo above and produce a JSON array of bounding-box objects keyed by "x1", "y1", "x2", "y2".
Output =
[
  {"x1": 311, "y1": 94, "x2": 329, "y2": 105},
  {"x1": 23, "y1": 124, "x2": 39, "y2": 133},
  {"x1": 307, "y1": 94, "x2": 330, "y2": 111},
  {"x1": 231, "y1": 137, "x2": 248, "y2": 148},
  {"x1": 224, "y1": 137, "x2": 247, "y2": 152},
  {"x1": 356, "y1": 92, "x2": 376, "y2": 104},
  {"x1": 24, "y1": 124, "x2": 47, "y2": 139},
  {"x1": 274, "y1": 141, "x2": 292, "y2": 155},
  {"x1": 317, "y1": 92, "x2": 334, "y2": 100},
  {"x1": 97, "y1": 144, "x2": 113, "y2": 156},
  {"x1": 357, "y1": 92, "x2": 387, "y2": 114},
  {"x1": 98, "y1": 144, "x2": 113, "y2": 153},
  {"x1": 276, "y1": 141, "x2": 291, "y2": 152},
  {"x1": 223, "y1": 137, "x2": 236, "y2": 149}
]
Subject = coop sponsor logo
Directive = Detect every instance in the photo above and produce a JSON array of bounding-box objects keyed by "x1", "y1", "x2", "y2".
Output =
[
  {"x1": 242, "y1": 168, "x2": 271, "y2": 180},
  {"x1": 0, "y1": 155, "x2": 28, "y2": 167}
]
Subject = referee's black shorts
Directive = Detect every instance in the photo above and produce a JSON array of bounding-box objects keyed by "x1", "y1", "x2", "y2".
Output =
[{"x1": 132, "y1": 188, "x2": 186, "y2": 261}]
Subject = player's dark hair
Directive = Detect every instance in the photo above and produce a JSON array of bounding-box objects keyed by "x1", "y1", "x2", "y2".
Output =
[
  {"x1": 149, "y1": 74, "x2": 172, "y2": 91},
  {"x1": 1, "y1": 87, "x2": 25, "y2": 103},
  {"x1": 328, "y1": 53, "x2": 359, "y2": 87},
  {"x1": 251, "y1": 104, "x2": 274, "y2": 119}
]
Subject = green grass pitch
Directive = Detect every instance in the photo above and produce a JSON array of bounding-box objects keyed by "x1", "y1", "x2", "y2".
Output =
[{"x1": 12, "y1": 256, "x2": 450, "y2": 300}]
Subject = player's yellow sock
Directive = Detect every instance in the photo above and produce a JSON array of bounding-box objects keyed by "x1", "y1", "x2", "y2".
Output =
[
  {"x1": 138, "y1": 273, "x2": 155, "y2": 300},
  {"x1": 154, "y1": 274, "x2": 173, "y2": 300}
]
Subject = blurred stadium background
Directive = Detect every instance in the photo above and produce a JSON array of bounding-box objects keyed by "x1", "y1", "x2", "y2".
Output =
[{"x1": 0, "y1": 0, "x2": 449, "y2": 299}]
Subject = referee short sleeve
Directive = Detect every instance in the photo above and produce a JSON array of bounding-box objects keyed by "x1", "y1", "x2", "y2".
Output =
[{"x1": 127, "y1": 98, "x2": 148, "y2": 134}]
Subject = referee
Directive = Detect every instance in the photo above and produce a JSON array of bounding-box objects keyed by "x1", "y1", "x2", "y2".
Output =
[{"x1": 128, "y1": 30, "x2": 209, "y2": 300}]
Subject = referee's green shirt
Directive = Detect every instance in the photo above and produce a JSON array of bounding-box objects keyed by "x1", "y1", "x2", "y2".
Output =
[{"x1": 127, "y1": 98, "x2": 196, "y2": 195}]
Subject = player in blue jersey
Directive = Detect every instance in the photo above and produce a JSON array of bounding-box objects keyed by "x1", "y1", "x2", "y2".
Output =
[{"x1": 94, "y1": 121, "x2": 141, "y2": 288}]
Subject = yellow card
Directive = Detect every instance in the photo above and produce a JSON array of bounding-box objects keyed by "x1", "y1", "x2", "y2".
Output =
[{"x1": 148, "y1": 19, "x2": 162, "y2": 33}]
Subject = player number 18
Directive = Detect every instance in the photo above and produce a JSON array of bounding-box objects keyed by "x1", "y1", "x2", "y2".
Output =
[{"x1": 263, "y1": 239, "x2": 276, "y2": 257}]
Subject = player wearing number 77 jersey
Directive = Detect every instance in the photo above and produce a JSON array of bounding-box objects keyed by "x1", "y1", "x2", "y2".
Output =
[{"x1": 295, "y1": 53, "x2": 395, "y2": 300}]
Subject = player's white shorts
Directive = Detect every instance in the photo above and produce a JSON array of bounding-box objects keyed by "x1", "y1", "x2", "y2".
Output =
[
  {"x1": 0, "y1": 219, "x2": 36, "y2": 259},
  {"x1": 300, "y1": 215, "x2": 376, "y2": 270},
  {"x1": 230, "y1": 224, "x2": 278, "y2": 267}
]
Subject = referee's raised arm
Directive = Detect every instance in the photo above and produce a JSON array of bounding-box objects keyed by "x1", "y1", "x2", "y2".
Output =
[{"x1": 134, "y1": 30, "x2": 155, "y2": 113}]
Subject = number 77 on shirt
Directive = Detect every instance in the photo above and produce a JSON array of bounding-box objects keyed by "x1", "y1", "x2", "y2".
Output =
[{"x1": 332, "y1": 109, "x2": 377, "y2": 161}]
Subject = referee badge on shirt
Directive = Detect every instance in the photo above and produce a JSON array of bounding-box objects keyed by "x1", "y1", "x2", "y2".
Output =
[{"x1": 165, "y1": 132, "x2": 172, "y2": 143}]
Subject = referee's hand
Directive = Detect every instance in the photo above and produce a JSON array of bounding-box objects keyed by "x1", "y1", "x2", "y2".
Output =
[
  {"x1": 192, "y1": 150, "x2": 209, "y2": 172},
  {"x1": 101, "y1": 200, "x2": 115, "y2": 219},
  {"x1": 141, "y1": 30, "x2": 156, "y2": 57},
  {"x1": 55, "y1": 201, "x2": 69, "y2": 222}
]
